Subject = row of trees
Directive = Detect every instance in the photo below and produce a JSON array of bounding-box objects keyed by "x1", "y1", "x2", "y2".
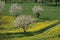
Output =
[
  {"x1": 42, "y1": 0, "x2": 60, "y2": 5},
  {"x1": 9, "y1": 3, "x2": 43, "y2": 18},
  {"x1": 0, "y1": 1, "x2": 44, "y2": 32},
  {"x1": 2, "y1": 0, "x2": 60, "y2": 3},
  {"x1": 1, "y1": 0, "x2": 59, "y2": 5},
  {"x1": 2, "y1": 0, "x2": 37, "y2": 2},
  {"x1": 9, "y1": 3, "x2": 43, "y2": 32}
]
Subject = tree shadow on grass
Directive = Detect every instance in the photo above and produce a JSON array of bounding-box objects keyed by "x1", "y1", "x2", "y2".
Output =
[
  {"x1": 0, "y1": 21, "x2": 59, "y2": 38},
  {"x1": 34, "y1": 18, "x2": 52, "y2": 23},
  {"x1": 39, "y1": 18, "x2": 52, "y2": 21}
]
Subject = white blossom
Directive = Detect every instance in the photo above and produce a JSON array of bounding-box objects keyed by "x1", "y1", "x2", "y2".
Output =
[
  {"x1": 0, "y1": 1, "x2": 5, "y2": 12},
  {"x1": 32, "y1": 6, "x2": 44, "y2": 13},
  {"x1": 14, "y1": 15, "x2": 34, "y2": 27},
  {"x1": 13, "y1": 15, "x2": 35, "y2": 32},
  {"x1": 9, "y1": 3, "x2": 22, "y2": 16}
]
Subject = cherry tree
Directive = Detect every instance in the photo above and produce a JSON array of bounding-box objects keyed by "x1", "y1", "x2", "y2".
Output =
[
  {"x1": 0, "y1": 1, "x2": 5, "y2": 24},
  {"x1": 13, "y1": 15, "x2": 35, "y2": 32},
  {"x1": 32, "y1": 6, "x2": 44, "y2": 19},
  {"x1": 0, "y1": 1, "x2": 5, "y2": 16},
  {"x1": 9, "y1": 3, "x2": 22, "y2": 17}
]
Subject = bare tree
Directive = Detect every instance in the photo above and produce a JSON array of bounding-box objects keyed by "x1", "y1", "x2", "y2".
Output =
[
  {"x1": 32, "y1": 6, "x2": 44, "y2": 19},
  {"x1": 9, "y1": 3, "x2": 22, "y2": 17},
  {"x1": 13, "y1": 15, "x2": 35, "y2": 32}
]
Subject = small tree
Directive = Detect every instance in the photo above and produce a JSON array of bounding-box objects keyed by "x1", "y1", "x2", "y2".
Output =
[
  {"x1": 0, "y1": 1, "x2": 5, "y2": 20},
  {"x1": 9, "y1": 3, "x2": 22, "y2": 17},
  {"x1": 0, "y1": 1, "x2": 5, "y2": 14},
  {"x1": 0, "y1": 1, "x2": 5, "y2": 25},
  {"x1": 13, "y1": 15, "x2": 34, "y2": 32},
  {"x1": 32, "y1": 6, "x2": 43, "y2": 19}
]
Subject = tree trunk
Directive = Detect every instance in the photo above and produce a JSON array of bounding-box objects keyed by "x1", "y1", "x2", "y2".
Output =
[
  {"x1": 49, "y1": 0, "x2": 52, "y2": 2},
  {"x1": 24, "y1": 30, "x2": 26, "y2": 33},
  {"x1": 22, "y1": 0, "x2": 23, "y2": 2},
  {"x1": 15, "y1": 15, "x2": 17, "y2": 17},
  {"x1": 35, "y1": 0, "x2": 37, "y2": 3},
  {"x1": 42, "y1": 0, "x2": 44, "y2": 3},
  {"x1": 55, "y1": 0, "x2": 58, "y2": 5},
  {"x1": 30, "y1": 0, "x2": 31, "y2": 2},
  {"x1": 22, "y1": 27, "x2": 26, "y2": 33},
  {"x1": 36, "y1": 12, "x2": 40, "y2": 19}
]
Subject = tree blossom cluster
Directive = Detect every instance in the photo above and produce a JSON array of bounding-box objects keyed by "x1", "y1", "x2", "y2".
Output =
[
  {"x1": 9, "y1": 3, "x2": 22, "y2": 17},
  {"x1": 32, "y1": 6, "x2": 44, "y2": 13},
  {"x1": 32, "y1": 6, "x2": 44, "y2": 18},
  {"x1": 0, "y1": 1, "x2": 5, "y2": 15},
  {"x1": 14, "y1": 15, "x2": 35, "y2": 32},
  {"x1": 14, "y1": 15, "x2": 34, "y2": 27},
  {"x1": 0, "y1": 1, "x2": 5, "y2": 11}
]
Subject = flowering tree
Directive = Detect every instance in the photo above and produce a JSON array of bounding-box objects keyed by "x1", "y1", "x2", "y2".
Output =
[
  {"x1": 32, "y1": 6, "x2": 43, "y2": 19},
  {"x1": 0, "y1": 1, "x2": 5, "y2": 15},
  {"x1": 0, "y1": 1, "x2": 5, "y2": 25},
  {"x1": 13, "y1": 15, "x2": 34, "y2": 32},
  {"x1": 9, "y1": 3, "x2": 22, "y2": 17}
]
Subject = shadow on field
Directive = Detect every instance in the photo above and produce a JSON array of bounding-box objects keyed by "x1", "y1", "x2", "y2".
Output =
[
  {"x1": 39, "y1": 18, "x2": 52, "y2": 21},
  {"x1": 0, "y1": 21, "x2": 59, "y2": 38},
  {"x1": 35, "y1": 18, "x2": 52, "y2": 23},
  {"x1": 45, "y1": 4, "x2": 60, "y2": 7}
]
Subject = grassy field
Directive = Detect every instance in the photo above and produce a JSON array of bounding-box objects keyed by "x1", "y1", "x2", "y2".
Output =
[
  {"x1": 2, "y1": 3, "x2": 60, "y2": 21},
  {"x1": 0, "y1": 3, "x2": 60, "y2": 40}
]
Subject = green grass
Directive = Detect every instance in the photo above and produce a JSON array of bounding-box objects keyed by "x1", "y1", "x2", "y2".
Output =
[{"x1": 2, "y1": 3, "x2": 60, "y2": 22}]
